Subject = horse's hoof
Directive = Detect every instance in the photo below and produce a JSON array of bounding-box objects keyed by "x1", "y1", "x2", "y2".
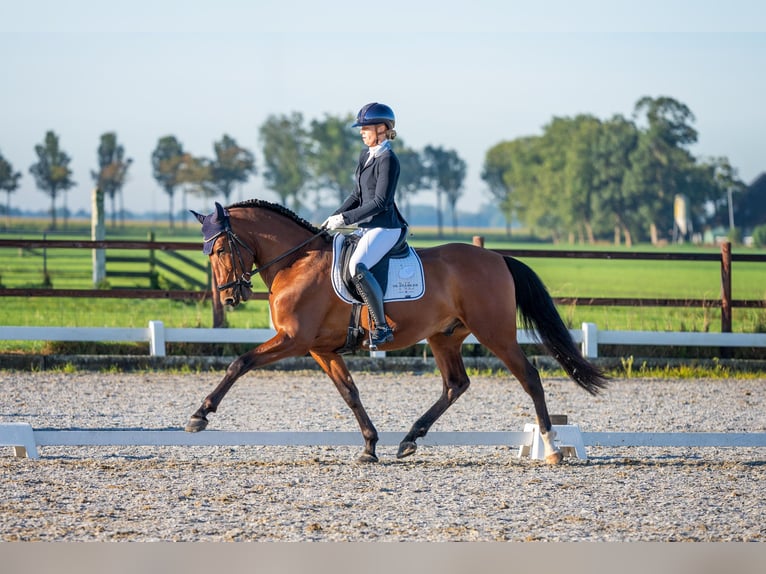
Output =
[
  {"x1": 397, "y1": 441, "x2": 417, "y2": 459},
  {"x1": 545, "y1": 451, "x2": 564, "y2": 465},
  {"x1": 357, "y1": 452, "x2": 379, "y2": 463},
  {"x1": 185, "y1": 416, "x2": 208, "y2": 433}
]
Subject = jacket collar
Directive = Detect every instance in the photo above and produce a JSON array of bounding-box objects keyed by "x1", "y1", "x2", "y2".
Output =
[{"x1": 363, "y1": 140, "x2": 391, "y2": 169}]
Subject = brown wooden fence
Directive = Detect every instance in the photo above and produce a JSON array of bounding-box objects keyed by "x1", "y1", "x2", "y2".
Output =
[{"x1": 1, "y1": 238, "x2": 764, "y2": 331}]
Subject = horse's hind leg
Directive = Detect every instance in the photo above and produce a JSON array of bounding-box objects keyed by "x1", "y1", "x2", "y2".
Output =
[
  {"x1": 490, "y1": 340, "x2": 562, "y2": 464},
  {"x1": 398, "y1": 334, "x2": 470, "y2": 459}
]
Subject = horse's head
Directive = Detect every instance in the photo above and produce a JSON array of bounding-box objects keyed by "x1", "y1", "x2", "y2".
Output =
[{"x1": 191, "y1": 202, "x2": 255, "y2": 307}]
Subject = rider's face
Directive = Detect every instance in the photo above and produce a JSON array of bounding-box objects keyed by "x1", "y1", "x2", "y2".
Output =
[{"x1": 360, "y1": 124, "x2": 385, "y2": 147}]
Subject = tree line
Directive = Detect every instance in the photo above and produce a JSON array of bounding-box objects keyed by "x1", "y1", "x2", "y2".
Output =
[
  {"x1": 0, "y1": 113, "x2": 467, "y2": 235},
  {"x1": 1, "y1": 95, "x2": 763, "y2": 242},
  {"x1": 482, "y1": 96, "x2": 757, "y2": 245}
]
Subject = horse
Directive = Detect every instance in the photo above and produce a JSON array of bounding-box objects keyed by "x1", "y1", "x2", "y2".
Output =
[{"x1": 186, "y1": 199, "x2": 607, "y2": 464}]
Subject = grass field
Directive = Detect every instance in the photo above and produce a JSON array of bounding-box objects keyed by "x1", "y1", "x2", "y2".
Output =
[{"x1": 2, "y1": 218, "x2": 765, "y2": 354}]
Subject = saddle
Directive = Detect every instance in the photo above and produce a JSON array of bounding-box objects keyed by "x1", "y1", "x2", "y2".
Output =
[
  {"x1": 331, "y1": 229, "x2": 424, "y2": 354},
  {"x1": 337, "y1": 228, "x2": 409, "y2": 298}
]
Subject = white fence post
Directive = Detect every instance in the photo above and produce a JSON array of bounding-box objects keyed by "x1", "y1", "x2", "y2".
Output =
[
  {"x1": 149, "y1": 320, "x2": 166, "y2": 357},
  {"x1": 582, "y1": 322, "x2": 598, "y2": 358},
  {"x1": 91, "y1": 187, "x2": 106, "y2": 287}
]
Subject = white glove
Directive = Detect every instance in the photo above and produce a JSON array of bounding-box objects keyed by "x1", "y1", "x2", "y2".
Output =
[{"x1": 322, "y1": 214, "x2": 345, "y2": 230}]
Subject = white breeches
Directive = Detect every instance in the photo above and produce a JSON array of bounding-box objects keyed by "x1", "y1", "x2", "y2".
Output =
[{"x1": 348, "y1": 227, "x2": 402, "y2": 276}]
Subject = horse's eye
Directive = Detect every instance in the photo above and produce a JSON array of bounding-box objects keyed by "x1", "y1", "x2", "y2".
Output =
[{"x1": 216, "y1": 247, "x2": 225, "y2": 256}]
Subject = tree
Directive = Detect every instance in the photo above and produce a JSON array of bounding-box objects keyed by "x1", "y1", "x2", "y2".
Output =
[
  {"x1": 306, "y1": 114, "x2": 359, "y2": 206},
  {"x1": 590, "y1": 115, "x2": 640, "y2": 245},
  {"x1": 534, "y1": 115, "x2": 605, "y2": 243},
  {"x1": 259, "y1": 112, "x2": 309, "y2": 212},
  {"x1": 684, "y1": 156, "x2": 744, "y2": 233},
  {"x1": 29, "y1": 131, "x2": 76, "y2": 229},
  {"x1": 395, "y1": 142, "x2": 428, "y2": 223},
  {"x1": 735, "y1": 172, "x2": 766, "y2": 230},
  {"x1": 0, "y1": 150, "x2": 22, "y2": 227},
  {"x1": 91, "y1": 132, "x2": 132, "y2": 228},
  {"x1": 151, "y1": 135, "x2": 185, "y2": 228},
  {"x1": 482, "y1": 143, "x2": 515, "y2": 236},
  {"x1": 625, "y1": 96, "x2": 699, "y2": 243},
  {"x1": 483, "y1": 136, "x2": 544, "y2": 237},
  {"x1": 423, "y1": 145, "x2": 466, "y2": 236},
  {"x1": 207, "y1": 135, "x2": 256, "y2": 203},
  {"x1": 177, "y1": 154, "x2": 216, "y2": 224}
]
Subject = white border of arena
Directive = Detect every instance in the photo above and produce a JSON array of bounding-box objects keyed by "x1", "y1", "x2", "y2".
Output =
[
  {"x1": 2, "y1": 423, "x2": 765, "y2": 461},
  {"x1": 2, "y1": 321, "x2": 766, "y2": 358}
]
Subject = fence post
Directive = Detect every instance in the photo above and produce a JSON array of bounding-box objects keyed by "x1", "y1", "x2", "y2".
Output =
[
  {"x1": 148, "y1": 231, "x2": 158, "y2": 289},
  {"x1": 211, "y1": 271, "x2": 225, "y2": 328},
  {"x1": 720, "y1": 241, "x2": 732, "y2": 333},
  {"x1": 42, "y1": 231, "x2": 49, "y2": 286},
  {"x1": 91, "y1": 187, "x2": 106, "y2": 286},
  {"x1": 582, "y1": 322, "x2": 598, "y2": 358},
  {"x1": 149, "y1": 320, "x2": 166, "y2": 357}
]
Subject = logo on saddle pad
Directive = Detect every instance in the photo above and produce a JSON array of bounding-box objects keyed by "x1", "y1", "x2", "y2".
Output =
[{"x1": 331, "y1": 233, "x2": 425, "y2": 304}]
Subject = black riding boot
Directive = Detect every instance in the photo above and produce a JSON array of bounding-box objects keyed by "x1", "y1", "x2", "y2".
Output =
[{"x1": 352, "y1": 263, "x2": 394, "y2": 349}]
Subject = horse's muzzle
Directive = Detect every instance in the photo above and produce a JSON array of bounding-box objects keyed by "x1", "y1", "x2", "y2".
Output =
[{"x1": 221, "y1": 285, "x2": 252, "y2": 307}]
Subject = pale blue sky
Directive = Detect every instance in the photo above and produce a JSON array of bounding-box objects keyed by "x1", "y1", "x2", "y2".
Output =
[{"x1": 1, "y1": 0, "x2": 765, "y2": 216}]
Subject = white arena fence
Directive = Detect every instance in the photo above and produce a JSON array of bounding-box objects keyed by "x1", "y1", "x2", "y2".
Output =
[
  {"x1": 3, "y1": 422, "x2": 766, "y2": 461},
  {"x1": 1, "y1": 321, "x2": 765, "y2": 359}
]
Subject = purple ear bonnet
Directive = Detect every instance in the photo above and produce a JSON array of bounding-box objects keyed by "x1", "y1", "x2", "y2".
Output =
[{"x1": 192, "y1": 202, "x2": 230, "y2": 254}]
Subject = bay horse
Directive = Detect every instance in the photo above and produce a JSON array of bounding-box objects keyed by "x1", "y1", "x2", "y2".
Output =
[{"x1": 186, "y1": 199, "x2": 607, "y2": 464}]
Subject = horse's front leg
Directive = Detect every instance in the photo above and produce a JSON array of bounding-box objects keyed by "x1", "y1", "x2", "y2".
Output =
[
  {"x1": 398, "y1": 336, "x2": 470, "y2": 459},
  {"x1": 310, "y1": 351, "x2": 379, "y2": 463},
  {"x1": 185, "y1": 330, "x2": 304, "y2": 432}
]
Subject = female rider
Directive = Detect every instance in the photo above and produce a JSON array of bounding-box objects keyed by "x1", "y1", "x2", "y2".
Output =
[{"x1": 322, "y1": 102, "x2": 407, "y2": 349}]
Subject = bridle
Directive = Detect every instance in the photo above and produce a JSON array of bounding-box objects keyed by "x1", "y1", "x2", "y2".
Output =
[
  {"x1": 206, "y1": 221, "x2": 327, "y2": 302},
  {"x1": 205, "y1": 223, "x2": 255, "y2": 300}
]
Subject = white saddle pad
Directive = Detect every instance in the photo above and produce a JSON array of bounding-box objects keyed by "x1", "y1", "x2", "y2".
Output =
[{"x1": 331, "y1": 233, "x2": 425, "y2": 304}]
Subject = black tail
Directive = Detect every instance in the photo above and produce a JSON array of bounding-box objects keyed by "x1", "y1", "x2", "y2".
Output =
[{"x1": 504, "y1": 256, "x2": 608, "y2": 395}]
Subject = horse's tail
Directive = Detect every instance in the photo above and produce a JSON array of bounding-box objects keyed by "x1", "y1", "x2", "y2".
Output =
[{"x1": 504, "y1": 256, "x2": 608, "y2": 395}]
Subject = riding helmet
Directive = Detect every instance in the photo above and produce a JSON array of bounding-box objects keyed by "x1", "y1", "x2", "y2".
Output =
[{"x1": 351, "y1": 102, "x2": 396, "y2": 129}]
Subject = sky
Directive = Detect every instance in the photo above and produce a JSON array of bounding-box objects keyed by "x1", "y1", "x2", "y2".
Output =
[{"x1": 1, "y1": 0, "x2": 765, "y2": 218}]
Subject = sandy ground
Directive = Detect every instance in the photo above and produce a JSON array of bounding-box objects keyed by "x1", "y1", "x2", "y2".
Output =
[{"x1": 2, "y1": 370, "x2": 765, "y2": 541}]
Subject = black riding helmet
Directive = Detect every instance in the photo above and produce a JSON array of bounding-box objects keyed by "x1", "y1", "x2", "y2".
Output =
[{"x1": 351, "y1": 102, "x2": 396, "y2": 130}]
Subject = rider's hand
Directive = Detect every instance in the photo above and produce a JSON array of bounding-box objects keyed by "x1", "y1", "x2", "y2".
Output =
[{"x1": 322, "y1": 214, "x2": 345, "y2": 230}]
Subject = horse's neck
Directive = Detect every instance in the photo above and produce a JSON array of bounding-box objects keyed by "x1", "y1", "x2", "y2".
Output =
[{"x1": 237, "y1": 216, "x2": 319, "y2": 280}]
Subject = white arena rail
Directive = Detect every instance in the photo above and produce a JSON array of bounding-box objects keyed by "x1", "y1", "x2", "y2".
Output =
[
  {"x1": 3, "y1": 422, "x2": 766, "y2": 461},
  {"x1": 1, "y1": 321, "x2": 765, "y2": 358}
]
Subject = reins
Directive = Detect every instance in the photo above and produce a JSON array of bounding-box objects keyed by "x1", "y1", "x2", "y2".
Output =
[
  {"x1": 208, "y1": 224, "x2": 327, "y2": 294},
  {"x1": 250, "y1": 229, "x2": 327, "y2": 277}
]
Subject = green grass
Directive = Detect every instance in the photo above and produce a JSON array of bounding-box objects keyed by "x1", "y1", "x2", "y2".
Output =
[
  {"x1": 522, "y1": 257, "x2": 766, "y2": 334},
  {"x1": 2, "y1": 219, "x2": 766, "y2": 354},
  {"x1": 465, "y1": 361, "x2": 766, "y2": 380}
]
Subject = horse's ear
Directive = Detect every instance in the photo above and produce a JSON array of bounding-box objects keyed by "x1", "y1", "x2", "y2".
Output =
[
  {"x1": 214, "y1": 202, "x2": 226, "y2": 219},
  {"x1": 190, "y1": 210, "x2": 206, "y2": 225}
]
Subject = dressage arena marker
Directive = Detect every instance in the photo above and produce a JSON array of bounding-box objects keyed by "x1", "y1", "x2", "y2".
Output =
[{"x1": 3, "y1": 422, "x2": 766, "y2": 461}]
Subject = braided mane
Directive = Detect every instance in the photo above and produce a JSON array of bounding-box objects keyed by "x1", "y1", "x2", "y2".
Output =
[{"x1": 227, "y1": 199, "x2": 321, "y2": 234}]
